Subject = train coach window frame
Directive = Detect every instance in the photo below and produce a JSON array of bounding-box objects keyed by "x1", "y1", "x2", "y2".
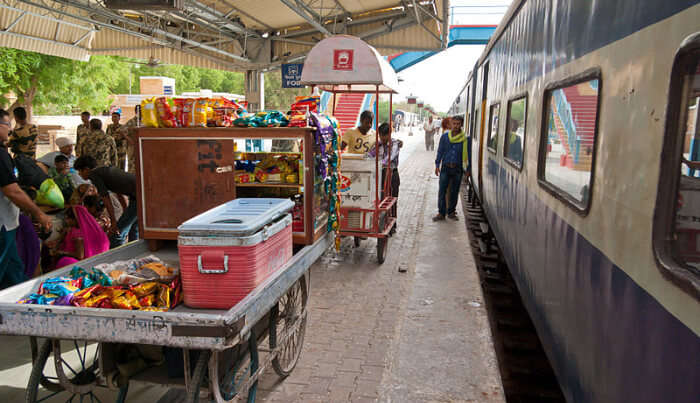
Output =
[
  {"x1": 487, "y1": 102, "x2": 501, "y2": 154},
  {"x1": 653, "y1": 34, "x2": 700, "y2": 299},
  {"x1": 504, "y1": 94, "x2": 528, "y2": 170},
  {"x1": 537, "y1": 68, "x2": 602, "y2": 215}
]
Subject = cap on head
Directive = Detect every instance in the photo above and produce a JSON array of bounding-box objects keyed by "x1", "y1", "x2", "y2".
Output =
[{"x1": 55, "y1": 137, "x2": 75, "y2": 148}]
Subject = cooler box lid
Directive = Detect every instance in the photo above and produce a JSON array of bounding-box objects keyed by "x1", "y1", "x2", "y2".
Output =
[{"x1": 178, "y1": 198, "x2": 294, "y2": 236}]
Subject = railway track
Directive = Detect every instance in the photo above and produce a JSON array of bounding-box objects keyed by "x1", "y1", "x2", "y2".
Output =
[{"x1": 461, "y1": 183, "x2": 566, "y2": 403}]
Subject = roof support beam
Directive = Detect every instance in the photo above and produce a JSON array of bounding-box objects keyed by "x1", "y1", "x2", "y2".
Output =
[
  {"x1": 442, "y1": 0, "x2": 449, "y2": 48},
  {"x1": 4, "y1": 12, "x2": 26, "y2": 32},
  {"x1": 72, "y1": 29, "x2": 93, "y2": 46},
  {"x1": 358, "y1": 16, "x2": 417, "y2": 42},
  {"x1": 281, "y1": 9, "x2": 407, "y2": 38},
  {"x1": 182, "y1": 1, "x2": 260, "y2": 37},
  {"x1": 279, "y1": 0, "x2": 332, "y2": 36},
  {"x1": 48, "y1": 0, "x2": 251, "y2": 63}
]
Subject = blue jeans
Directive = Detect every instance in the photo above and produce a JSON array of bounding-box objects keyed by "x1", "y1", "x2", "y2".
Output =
[
  {"x1": 438, "y1": 166, "x2": 463, "y2": 216},
  {"x1": 0, "y1": 228, "x2": 26, "y2": 289},
  {"x1": 110, "y1": 196, "x2": 139, "y2": 248}
]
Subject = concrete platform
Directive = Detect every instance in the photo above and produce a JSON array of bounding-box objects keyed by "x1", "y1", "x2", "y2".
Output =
[{"x1": 0, "y1": 129, "x2": 504, "y2": 402}]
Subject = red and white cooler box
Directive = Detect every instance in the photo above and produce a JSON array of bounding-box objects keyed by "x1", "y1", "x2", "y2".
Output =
[{"x1": 177, "y1": 198, "x2": 294, "y2": 309}]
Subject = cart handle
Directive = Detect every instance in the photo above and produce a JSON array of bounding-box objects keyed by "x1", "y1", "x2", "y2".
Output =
[{"x1": 198, "y1": 255, "x2": 230, "y2": 274}]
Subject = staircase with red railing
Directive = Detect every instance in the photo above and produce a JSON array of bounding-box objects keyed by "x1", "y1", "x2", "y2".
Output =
[
  {"x1": 551, "y1": 84, "x2": 598, "y2": 171},
  {"x1": 334, "y1": 93, "x2": 368, "y2": 135}
]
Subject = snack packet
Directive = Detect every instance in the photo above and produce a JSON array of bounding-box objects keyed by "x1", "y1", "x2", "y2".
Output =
[
  {"x1": 156, "y1": 97, "x2": 178, "y2": 128},
  {"x1": 141, "y1": 97, "x2": 160, "y2": 128}
]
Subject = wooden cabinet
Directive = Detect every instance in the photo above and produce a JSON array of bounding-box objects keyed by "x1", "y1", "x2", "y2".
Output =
[{"x1": 135, "y1": 127, "x2": 327, "y2": 246}]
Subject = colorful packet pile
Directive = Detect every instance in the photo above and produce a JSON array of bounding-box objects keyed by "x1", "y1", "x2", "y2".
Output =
[{"x1": 18, "y1": 265, "x2": 182, "y2": 312}]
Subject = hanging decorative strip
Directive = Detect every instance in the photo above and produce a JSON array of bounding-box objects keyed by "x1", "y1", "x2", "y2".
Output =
[{"x1": 309, "y1": 113, "x2": 342, "y2": 250}]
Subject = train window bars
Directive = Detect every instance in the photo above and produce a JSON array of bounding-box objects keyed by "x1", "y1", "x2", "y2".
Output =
[
  {"x1": 538, "y1": 72, "x2": 601, "y2": 212},
  {"x1": 487, "y1": 103, "x2": 501, "y2": 153},
  {"x1": 504, "y1": 96, "x2": 528, "y2": 169},
  {"x1": 653, "y1": 34, "x2": 700, "y2": 298}
]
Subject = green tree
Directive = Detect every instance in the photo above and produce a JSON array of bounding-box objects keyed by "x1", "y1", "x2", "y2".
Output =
[{"x1": 264, "y1": 71, "x2": 307, "y2": 111}]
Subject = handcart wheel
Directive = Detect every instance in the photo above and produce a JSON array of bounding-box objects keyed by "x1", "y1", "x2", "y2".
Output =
[
  {"x1": 29, "y1": 336, "x2": 62, "y2": 393},
  {"x1": 377, "y1": 236, "x2": 389, "y2": 264},
  {"x1": 354, "y1": 237, "x2": 362, "y2": 247},
  {"x1": 26, "y1": 339, "x2": 124, "y2": 403},
  {"x1": 269, "y1": 273, "x2": 309, "y2": 377},
  {"x1": 189, "y1": 337, "x2": 260, "y2": 403}
]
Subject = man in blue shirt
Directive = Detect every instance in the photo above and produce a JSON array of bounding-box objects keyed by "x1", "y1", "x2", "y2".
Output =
[{"x1": 433, "y1": 116, "x2": 468, "y2": 221}]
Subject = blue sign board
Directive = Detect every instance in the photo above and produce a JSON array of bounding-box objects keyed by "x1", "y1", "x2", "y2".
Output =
[{"x1": 281, "y1": 63, "x2": 304, "y2": 88}]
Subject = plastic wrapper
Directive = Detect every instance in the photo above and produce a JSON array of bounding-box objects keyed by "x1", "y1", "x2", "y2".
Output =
[
  {"x1": 139, "y1": 294, "x2": 155, "y2": 307},
  {"x1": 35, "y1": 178, "x2": 65, "y2": 208},
  {"x1": 141, "y1": 97, "x2": 160, "y2": 128},
  {"x1": 131, "y1": 281, "x2": 159, "y2": 298},
  {"x1": 156, "y1": 97, "x2": 178, "y2": 128},
  {"x1": 183, "y1": 99, "x2": 196, "y2": 127},
  {"x1": 173, "y1": 98, "x2": 187, "y2": 127},
  {"x1": 255, "y1": 169, "x2": 268, "y2": 183},
  {"x1": 38, "y1": 277, "x2": 80, "y2": 296},
  {"x1": 286, "y1": 173, "x2": 299, "y2": 183},
  {"x1": 112, "y1": 291, "x2": 142, "y2": 310},
  {"x1": 235, "y1": 172, "x2": 255, "y2": 183},
  {"x1": 157, "y1": 284, "x2": 170, "y2": 309},
  {"x1": 193, "y1": 98, "x2": 208, "y2": 127}
]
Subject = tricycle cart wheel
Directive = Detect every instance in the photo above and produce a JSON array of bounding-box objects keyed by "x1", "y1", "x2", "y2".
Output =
[
  {"x1": 269, "y1": 273, "x2": 309, "y2": 377},
  {"x1": 377, "y1": 236, "x2": 389, "y2": 264},
  {"x1": 189, "y1": 337, "x2": 260, "y2": 403},
  {"x1": 354, "y1": 237, "x2": 362, "y2": 247}
]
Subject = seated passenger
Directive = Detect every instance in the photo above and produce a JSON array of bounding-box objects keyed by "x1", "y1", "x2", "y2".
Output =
[
  {"x1": 341, "y1": 111, "x2": 375, "y2": 154},
  {"x1": 505, "y1": 118, "x2": 523, "y2": 163}
]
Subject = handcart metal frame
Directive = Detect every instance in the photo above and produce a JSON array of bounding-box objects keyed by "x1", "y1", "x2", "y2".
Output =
[
  {"x1": 0, "y1": 234, "x2": 331, "y2": 403},
  {"x1": 300, "y1": 35, "x2": 401, "y2": 263}
]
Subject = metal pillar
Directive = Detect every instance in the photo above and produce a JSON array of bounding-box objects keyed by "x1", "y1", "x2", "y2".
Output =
[{"x1": 245, "y1": 70, "x2": 265, "y2": 112}]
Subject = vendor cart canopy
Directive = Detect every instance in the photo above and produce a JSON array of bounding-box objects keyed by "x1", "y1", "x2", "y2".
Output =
[
  {"x1": 300, "y1": 35, "x2": 399, "y2": 93},
  {"x1": 0, "y1": 0, "x2": 448, "y2": 72}
]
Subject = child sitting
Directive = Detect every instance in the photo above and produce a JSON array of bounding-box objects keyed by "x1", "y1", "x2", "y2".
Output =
[
  {"x1": 48, "y1": 154, "x2": 74, "y2": 202},
  {"x1": 48, "y1": 206, "x2": 110, "y2": 269}
]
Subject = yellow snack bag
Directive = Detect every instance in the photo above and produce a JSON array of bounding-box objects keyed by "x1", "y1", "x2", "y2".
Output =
[
  {"x1": 194, "y1": 98, "x2": 208, "y2": 127},
  {"x1": 141, "y1": 97, "x2": 160, "y2": 128}
]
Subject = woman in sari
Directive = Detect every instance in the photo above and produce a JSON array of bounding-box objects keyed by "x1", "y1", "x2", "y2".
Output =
[{"x1": 53, "y1": 205, "x2": 110, "y2": 269}]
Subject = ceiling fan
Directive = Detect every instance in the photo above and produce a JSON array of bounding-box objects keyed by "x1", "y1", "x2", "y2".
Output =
[{"x1": 129, "y1": 56, "x2": 163, "y2": 67}]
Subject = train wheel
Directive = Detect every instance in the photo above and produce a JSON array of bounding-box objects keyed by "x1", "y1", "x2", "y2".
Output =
[{"x1": 269, "y1": 274, "x2": 308, "y2": 377}]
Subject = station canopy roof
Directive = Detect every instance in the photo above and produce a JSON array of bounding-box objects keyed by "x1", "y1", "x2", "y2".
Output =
[{"x1": 0, "y1": 0, "x2": 448, "y2": 72}]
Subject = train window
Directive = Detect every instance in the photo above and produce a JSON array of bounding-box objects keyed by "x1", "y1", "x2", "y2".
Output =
[
  {"x1": 654, "y1": 39, "x2": 700, "y2": 297},
  {"x1": 504, "y1": 96, "x2": 527, "y2": 168},
  {"x1": 539, "y1": 75, "x2": 600, "y2": 210},
  {"x1": 487, "y1": 103, "x2": 500, "y2": 152}
]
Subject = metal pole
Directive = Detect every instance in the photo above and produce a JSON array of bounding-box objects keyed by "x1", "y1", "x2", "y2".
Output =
[{"x1": 375, "y1": 87, "x2": 380, "y2": 211}]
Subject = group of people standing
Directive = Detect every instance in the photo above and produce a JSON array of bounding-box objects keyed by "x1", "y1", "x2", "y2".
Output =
[{"x1": 0, "y1": 106, "x2": 140, "y2": 289}]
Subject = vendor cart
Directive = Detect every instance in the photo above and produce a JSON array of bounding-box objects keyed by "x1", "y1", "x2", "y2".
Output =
[
  {"x1": 0, "y1": 233, "x2": 331, "y2": 403},
  {"x1": 300, "y1": 35, "x2": 400, "y2": 263}
]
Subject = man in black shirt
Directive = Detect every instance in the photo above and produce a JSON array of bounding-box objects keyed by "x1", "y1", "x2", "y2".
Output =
[
  {"x1": 74, "y1": 155, "x2": 137, "y2": 248},
  {"x1": 0, "y1": 109, "x2": 51, "y2": 288}
]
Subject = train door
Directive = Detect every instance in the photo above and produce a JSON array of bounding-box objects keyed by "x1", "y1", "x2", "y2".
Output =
[{"x1": 477, "y1": 62, "x2": 490, "y2": 196}]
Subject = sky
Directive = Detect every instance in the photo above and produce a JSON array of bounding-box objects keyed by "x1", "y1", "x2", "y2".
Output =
[{"x1": 394, "y1": 0, "x2": 512, "y2": 112}]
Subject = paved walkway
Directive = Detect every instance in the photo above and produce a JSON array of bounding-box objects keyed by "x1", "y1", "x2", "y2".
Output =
[{"x1": 0, "y1": 130, "x2": 504, "y2": 402}]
